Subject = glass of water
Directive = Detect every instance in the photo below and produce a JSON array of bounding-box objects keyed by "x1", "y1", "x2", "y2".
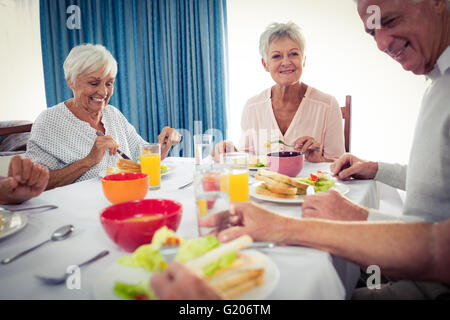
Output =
[
  {"x1": 194, "y1": 134, "x2": 213, "y2": 167},
  {"x1": 194, "y1": 165, "x2": 230, "y2": 237}
]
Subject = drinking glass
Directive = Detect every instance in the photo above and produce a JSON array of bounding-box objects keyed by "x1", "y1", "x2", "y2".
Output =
[
  {"x1": 139, "y1": 143, "x2": 161, "y2": 190},
  {"x1": 194, "y1": 134, "x2": 213, "y2": 167},
  {"x1": 194, "y1": 165, "x2": 230, "y2": 237},
  {"x1": 222, "y1": 152, "x2": 249, "y2": 202}
]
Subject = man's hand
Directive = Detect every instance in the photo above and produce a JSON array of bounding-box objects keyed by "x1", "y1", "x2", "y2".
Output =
[
  {"x1": 151, "y1": 261, "x2": 223, "y2": 300},
  {"x1": 211, "y1": 141, "x2": 238, "y2": 162},
  {"x1": 330, "y1": 154, "x2": 378, "y2": 180},
  {"x1": 158, "y1": 127, "x2": 182, "y2": 160},
  {"x1": 0, "y1": 156, "x2": 49, "y2": 204},
  {"x1": 302, "y1": 189, "x2": 369, "y2": 221},
  {"x1": 199, "y1": 201, "x2": 288, "y2": 243}
]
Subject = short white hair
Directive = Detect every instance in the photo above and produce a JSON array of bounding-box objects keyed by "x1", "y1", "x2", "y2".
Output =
[
  {"x1": 63, "y1": 44, "x2": 118, "y2": 85},
  {"x1": 259, "y1": 22, "x2": 306, "y2": 63}
]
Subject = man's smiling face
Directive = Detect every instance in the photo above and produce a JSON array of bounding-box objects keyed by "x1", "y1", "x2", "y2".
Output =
[{"x1": 358, "y1": 0, "x2": 446, "y2": 75}]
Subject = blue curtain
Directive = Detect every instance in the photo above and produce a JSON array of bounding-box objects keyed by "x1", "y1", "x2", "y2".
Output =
[{"x1": 40, "y1": 0, "x2": 228, "y2": 156}]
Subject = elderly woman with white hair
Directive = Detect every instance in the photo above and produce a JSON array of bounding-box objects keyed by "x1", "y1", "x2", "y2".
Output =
[
  {"x1": 213, "y1": 22, "x2": 345, "y2": 163},
  {"x1": 26, "y1": 44, "x2": 181, "y2": 189}
]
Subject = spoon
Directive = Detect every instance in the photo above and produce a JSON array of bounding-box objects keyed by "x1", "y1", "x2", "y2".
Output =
[
  {"x1": 35, "y1": 250, "x2": 110, "y2": 285},
  {"x1": 1, "y1": 224, "x2": 74, "y2": 265}
]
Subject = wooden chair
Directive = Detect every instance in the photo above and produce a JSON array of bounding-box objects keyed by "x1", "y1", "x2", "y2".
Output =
[
  {"x1": 341, "y1": 96, "x2": 351, "y2": 153},
  {"x1": 0, "y1": 123, "x2": 32, "y2": 136}
]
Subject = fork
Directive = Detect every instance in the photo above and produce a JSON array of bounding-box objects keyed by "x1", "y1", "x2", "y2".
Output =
[
  {"x1": 35, "y1": 250, "x2": 110, "y2": 285},
  {"x1": 269, "y1": 140, "x2": 321, "y2": 152}
]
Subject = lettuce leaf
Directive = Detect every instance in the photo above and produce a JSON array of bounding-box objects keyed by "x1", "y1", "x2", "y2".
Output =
[
  {"x1": 175, "y1": 236, "x2": 220, "y2": 263},
  {"x1": 114, "y1": 281, "x2": 157, "y2": 300},
  {"x1": 202, "y1": 251, "x2": 237, "y2": 277}
]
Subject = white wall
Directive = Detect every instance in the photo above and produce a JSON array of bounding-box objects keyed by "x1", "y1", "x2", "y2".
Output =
[
  {"x1": 226, "y1": 0, "x2": 427, "y2": 164},
  {"x1": 0, "y1": 0, "x2": 46, "y2": 121}
]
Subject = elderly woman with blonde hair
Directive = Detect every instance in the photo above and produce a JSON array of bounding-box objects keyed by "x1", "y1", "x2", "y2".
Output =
[
  {"x1": 213, "y1": 22, "x2": 345, "y2": 163},
  {"x1": 26, "y1": 44, "x2": 181, "y2": 189}
]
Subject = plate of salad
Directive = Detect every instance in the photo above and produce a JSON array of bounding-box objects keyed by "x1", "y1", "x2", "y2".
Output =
[{"x1": 92, "y1": 227, "x2": 279, "y2": 300}]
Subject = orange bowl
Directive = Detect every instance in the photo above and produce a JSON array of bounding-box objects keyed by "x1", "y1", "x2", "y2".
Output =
[
  {"x1": 100, "y1": 199, "x2": 183, "y2": 252},
  {"x1": 101, "y1": 172, "x2": 149, "y2": 204}
]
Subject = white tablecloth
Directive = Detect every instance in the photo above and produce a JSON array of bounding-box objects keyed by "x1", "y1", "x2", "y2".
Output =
[{"x1": 0, "y1": 157, "x2": 379, "y2": 300}]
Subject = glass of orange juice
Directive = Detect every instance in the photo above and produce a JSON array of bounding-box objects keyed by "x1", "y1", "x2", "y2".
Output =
[
  {"x1": 223, "y1": 153, "x2": 249, "y2": 202},
  {"x1": 140, "y1": 143, "x2": 161, "y2": 190}
]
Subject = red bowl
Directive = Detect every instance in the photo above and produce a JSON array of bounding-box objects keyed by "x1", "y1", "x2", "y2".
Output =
[{"x1": 100, "y1": 199, "x2": 182, "y2": 252}]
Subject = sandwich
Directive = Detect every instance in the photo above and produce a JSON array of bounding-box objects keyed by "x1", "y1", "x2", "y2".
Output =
[
  {"x1": 185, "y1": 235, "x2": 267, "y2": 299},
  {"x1": 114, "y1": 229, "x2": 267, "y2": 300},
  {"x1": 255, "y1": 168, "x2": 309, "y2": 199}
]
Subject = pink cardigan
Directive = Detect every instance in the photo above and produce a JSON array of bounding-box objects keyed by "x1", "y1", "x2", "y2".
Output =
[{"x1": 238, "y1": 86, "x2": 345, "y2": 160}]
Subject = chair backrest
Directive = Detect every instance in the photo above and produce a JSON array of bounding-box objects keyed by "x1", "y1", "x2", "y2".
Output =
[
  {"x1": 341, "y1": 95, "x2": 351, "y2": 153},
  {"x1": 0, "y1": 122, "x2": 33, "y2": 155}
]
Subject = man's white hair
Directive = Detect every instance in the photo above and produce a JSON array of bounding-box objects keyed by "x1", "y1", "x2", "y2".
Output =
[
  {"x1": 259, "y1": 21, "x2": 306, "y2": 63},
  {"x1": 63, "y1": 44, "x2": 118, "y2": 85}
]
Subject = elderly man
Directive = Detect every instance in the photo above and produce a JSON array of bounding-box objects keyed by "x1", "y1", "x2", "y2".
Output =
[{"x1": 150, "y1": 0, "x2": 450, "y2": 300}]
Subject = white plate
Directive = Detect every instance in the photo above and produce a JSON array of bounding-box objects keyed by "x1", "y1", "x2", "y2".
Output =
[
  {"x1": 102, "y1": 166, "x2": 171, "y2": 178},
  {"x1": 249, "y1": 181, "x2": 350, "y2": 204},
  {"x1": 0, "y1": 211, "x2": 28, "y2": 240},
  {"x1": 92, "y1": 250, "x2": 279, "y2": 300}
]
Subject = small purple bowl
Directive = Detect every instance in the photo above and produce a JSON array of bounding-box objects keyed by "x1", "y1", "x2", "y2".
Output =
[{"x1": 267, "y1": 152, "x2": 304, "y2": 177}]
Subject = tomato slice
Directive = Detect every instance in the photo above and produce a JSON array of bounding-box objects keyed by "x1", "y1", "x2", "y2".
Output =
[{"x1": 310, "y1": 173, "x2": 319, "y2": 182}]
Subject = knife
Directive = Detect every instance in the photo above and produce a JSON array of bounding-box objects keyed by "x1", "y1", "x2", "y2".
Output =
[
  {"x1": 95, "y1": 130, "x2": 131, "y2": 160},
  {"x1": 159, "y1": 241, "x2": 276, "y2": 262}
]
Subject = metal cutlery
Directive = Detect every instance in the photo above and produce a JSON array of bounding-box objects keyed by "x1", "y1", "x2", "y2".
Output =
[
  {"x1": 1, "y1": 225, "x2": 74, "y2": 265},
  {"x1": 95, "y1": 130, "x2": 131, "y2": 160},
  {"x1": 0, "y1": 205, "x2": 58, "y2": 213},
  {"x1": 178, "y1": 181, "x2": 193, "y2": 189},
  {"x1": 269, "y1": 140, "x2": 321, "y2": 152},
  {"x1": 35, "y1": 250, "x2": 110, "y2": 285}
]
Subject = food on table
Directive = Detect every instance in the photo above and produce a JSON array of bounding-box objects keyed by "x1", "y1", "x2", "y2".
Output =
[
  {"x1": 116, "y1": 158, "x2": 141, "y2": 172},
  {"x1": 248, "y1": 155, "x2": 267, "y2": 168},
  {"x1": 114, "y1": 227, "x2": 266, "y2": 300},
  {"x1": 107, "y1": 159, "x2": 168, "y2": 175},
  {"x1": 254, "y1": 169, "x2": 309, "y2": 199},
  {"x1": 296, "y1": 170, "x2": 336, "y2": 193}
]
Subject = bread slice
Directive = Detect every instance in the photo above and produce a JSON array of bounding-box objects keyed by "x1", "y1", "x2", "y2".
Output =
[
  {"x1": 208, "y1": 252, "x2": 267, "y2": 299},
  {"x1": 116, "y1": 158, "x2": 141, "y2": 172},
  {"x1": 255, "y1": 184, "x2": 299, "y2": 199},
  {"x1": 257, "y1": 169, "x2": 309, "y2": 194},
  {"x1": 255, "y1": 175, "x2": 297, "y2": 195}
]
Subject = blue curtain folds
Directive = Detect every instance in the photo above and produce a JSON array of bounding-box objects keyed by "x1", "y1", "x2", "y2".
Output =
[{"x1": 40, "y1": 0, "x2": 229, "y2": 156}]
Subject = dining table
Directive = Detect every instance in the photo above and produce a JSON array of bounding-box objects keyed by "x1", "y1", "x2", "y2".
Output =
[{"x1": 0, "y1": 157, "x2": 380, "y2": 300}]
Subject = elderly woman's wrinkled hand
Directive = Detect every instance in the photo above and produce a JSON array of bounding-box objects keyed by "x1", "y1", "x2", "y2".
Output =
[
  {"x1": 0, "y1": 156, "x2": 49, "y2": 205},
  {"x1": 158, "y1": 127, "x2": 181, "y2": 159},
  {"x1": 293, "y1": 136, "x2": 324, "y2": 162},
  {"x1": 302, "y1": 189, "x2": 369, "y2": 221},
  {"x1": 151, "y1": 261, "x2": 223, "y2": 300},
  {"x1": 199, "y1": 201, "x2": 288, "y2": 243},
  {"x1": 330, "y1": 154, "x2": 378, "y2": 181},
  {"x1": 86, "y1": 136, "x2": 119, "y2": 165},
  {"x1": 211, "y1": 141, "x2": 238, "y2": 163}
]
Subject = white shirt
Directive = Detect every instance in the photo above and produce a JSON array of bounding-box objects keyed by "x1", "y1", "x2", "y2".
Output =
[{"x1": 26, "y1": 102, "x2": 147, "y2": 182}]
